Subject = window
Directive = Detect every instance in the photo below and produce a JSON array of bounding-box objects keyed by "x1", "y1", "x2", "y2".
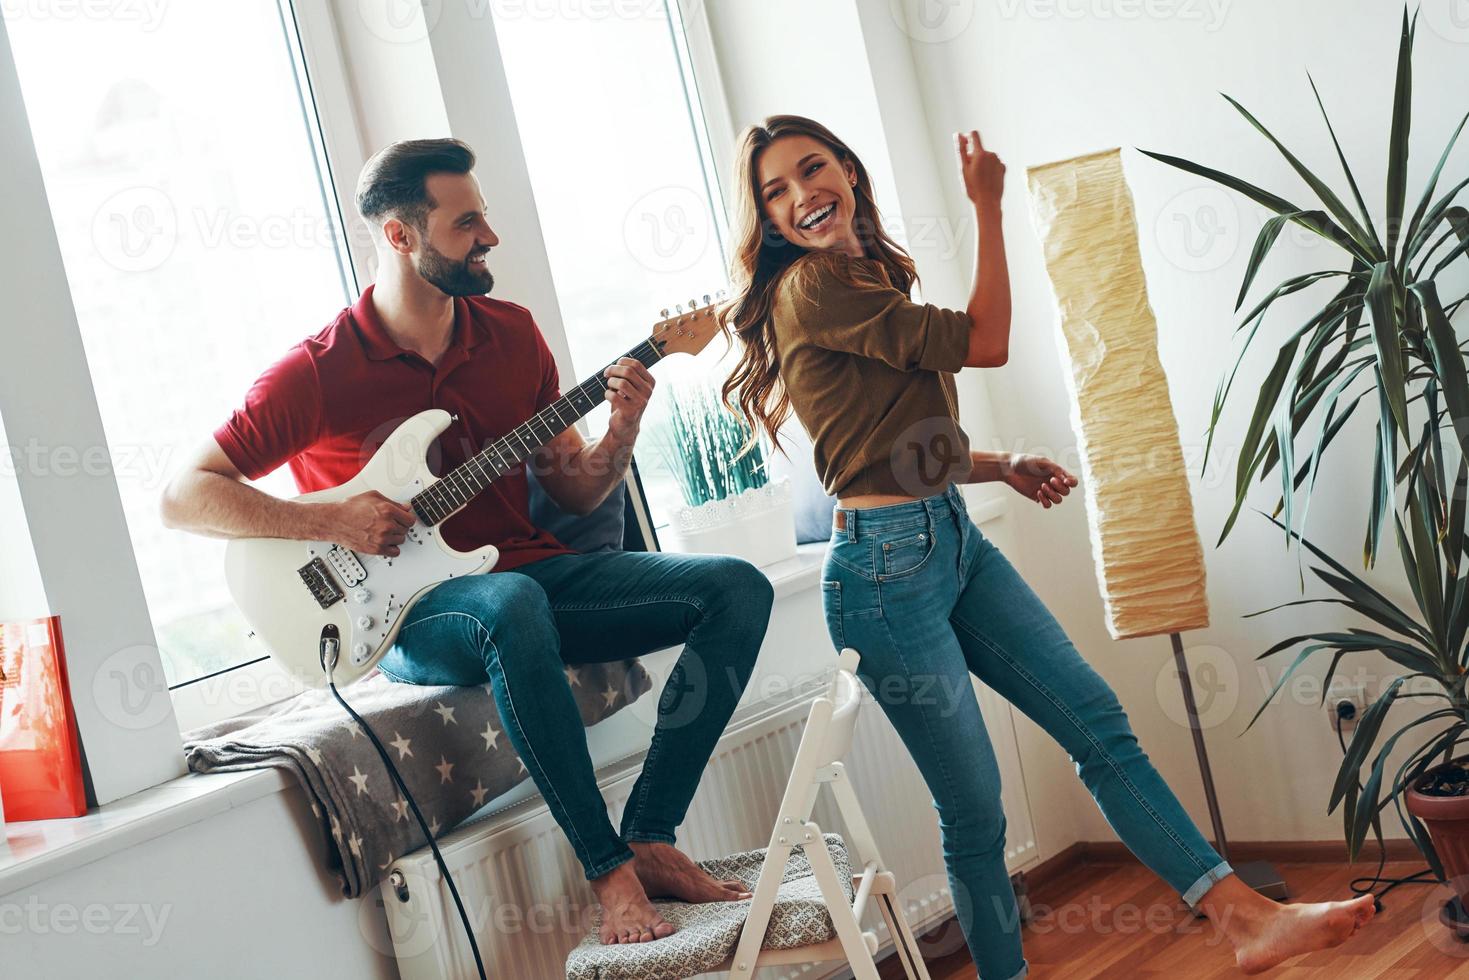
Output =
[
  {"x1": 491, "y1": 0, "x2": 734, "y2": 532},
  {"x1": 4, "y1": 1, "x2": 355, "y2": 691}
]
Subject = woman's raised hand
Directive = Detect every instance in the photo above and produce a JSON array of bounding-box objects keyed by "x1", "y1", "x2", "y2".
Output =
[{"x1": 956, "y1": 130, "x2": 1005, "y2": 208}]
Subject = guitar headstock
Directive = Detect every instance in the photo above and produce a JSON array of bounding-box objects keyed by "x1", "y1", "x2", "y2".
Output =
[{"x1": 650, "y1": 291, "x2": 727, "y2": 359}]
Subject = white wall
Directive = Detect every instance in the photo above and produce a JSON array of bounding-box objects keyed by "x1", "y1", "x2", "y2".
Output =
[
  {"x1": 1, "y1": 784, "x2": 399, "y2": 979},
  {"x1": 889, "y1": 0, "x2": 1469, "y2": 845}
]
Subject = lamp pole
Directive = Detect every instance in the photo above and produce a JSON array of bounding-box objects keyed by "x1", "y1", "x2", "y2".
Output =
[{"x1": 1171, "y1": 631, "x2": 1288, "y2": 901}]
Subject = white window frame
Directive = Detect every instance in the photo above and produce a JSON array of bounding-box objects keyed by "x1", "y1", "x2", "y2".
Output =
[
  {"x1": 0, "y1": 12, "x2": 189, "y2": 804},
  {"x1": 6, "y1": 0, "x2": 748, "y2": 765},
  {"x1": 469, "y1": 0, "x2": 745, "y2": 539},
  {"x1": 166, "y1": 0, "x2": 373, "y2": 731},
  {"x1": 2, "y1": 0, "x2": 368, "y2": 761},
  {"x1": 285, "y1": 0, "x2": 374, "y2": 284},
  {"x1": 671, "y1": 0, "x2": 739, "y2": 213}
]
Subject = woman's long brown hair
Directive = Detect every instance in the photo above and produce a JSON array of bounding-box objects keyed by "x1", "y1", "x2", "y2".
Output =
[{"x1": 719, "y1": 115, "x2": 918, "y2": 458}]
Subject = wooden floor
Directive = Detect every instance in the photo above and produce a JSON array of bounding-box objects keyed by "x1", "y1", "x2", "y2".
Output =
[{"x1": 880, "y1": 860, "x2": 1469, "y2": 979}]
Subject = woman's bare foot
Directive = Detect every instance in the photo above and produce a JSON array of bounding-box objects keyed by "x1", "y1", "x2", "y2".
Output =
[
  {"x1": 1197, "y1": 873, "x2": 1377, "y2": 974},
  {"x1": 629, "y1": 841, "x2": 753, "y2": 903},
  {"x1": 589, "y1": 862, "x2": 676, "y2": 945}
]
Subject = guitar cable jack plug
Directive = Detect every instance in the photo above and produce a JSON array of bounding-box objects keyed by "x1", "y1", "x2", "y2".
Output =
[{"x1": 319, "y1": 623, "x2": 341, "y2": 678}]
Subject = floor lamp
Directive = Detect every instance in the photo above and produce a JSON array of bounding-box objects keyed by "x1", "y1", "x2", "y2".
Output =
[{"x1": 1025, "y1": 148, "x2": 1287, "y2": 902}]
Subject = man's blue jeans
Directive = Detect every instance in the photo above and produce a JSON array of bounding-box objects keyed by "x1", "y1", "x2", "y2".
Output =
[
  {"x1": 821, "y1": 483, "x2": 1232, "y2": 980},
  {"x1": 376, "y1": 549, "x2": 774, "y2": 880}
]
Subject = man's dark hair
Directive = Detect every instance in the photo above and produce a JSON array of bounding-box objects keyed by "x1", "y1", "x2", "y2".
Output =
[{"x1": 355, "y1": 138, "x2": 476, "y2": 230}]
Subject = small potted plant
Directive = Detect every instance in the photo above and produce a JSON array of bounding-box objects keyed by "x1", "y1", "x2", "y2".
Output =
[{"x1": 649, "y1": 379, "x2": 797, "y2": 568}]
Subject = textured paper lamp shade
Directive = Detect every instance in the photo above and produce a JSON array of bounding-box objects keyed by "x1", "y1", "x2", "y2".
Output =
[{"x1": 1025, "y1": 148, "x2": 1210, "y2": 641}]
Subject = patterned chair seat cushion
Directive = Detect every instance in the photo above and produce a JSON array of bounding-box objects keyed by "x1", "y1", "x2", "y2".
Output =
[{"x1": 564, "y1": 833, "x2": 854, "y2": 980}]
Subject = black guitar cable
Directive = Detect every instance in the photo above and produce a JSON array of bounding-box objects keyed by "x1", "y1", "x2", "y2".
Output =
[{"x1": 320, "y1": 625, "x2": 489, "y2": 980}]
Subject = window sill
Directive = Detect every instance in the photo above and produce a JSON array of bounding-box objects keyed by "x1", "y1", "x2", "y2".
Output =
[
  {"x1": 0, "y1": 541, "x2": 829, "y2": 898},
  {"x1": 762, "y1": 540, "x2": 827, "y2": 598},
  {"x1": 0, "y1": 767, "x2": 293, "y2": 898}
]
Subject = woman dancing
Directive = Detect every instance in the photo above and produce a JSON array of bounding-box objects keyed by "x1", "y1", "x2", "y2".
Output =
[{"x1": 718, "y1": 114, "x2": 1376, "y2": 978}]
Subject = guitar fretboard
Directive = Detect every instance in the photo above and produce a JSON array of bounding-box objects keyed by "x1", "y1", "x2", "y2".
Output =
[{"x1": 410, "y1": 338, "x2": 664, "y2": 526}]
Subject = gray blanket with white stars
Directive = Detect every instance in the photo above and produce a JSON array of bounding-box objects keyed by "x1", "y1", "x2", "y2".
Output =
[{"x1": 183, "y1": 661, "x2": 651, "y2": 898}]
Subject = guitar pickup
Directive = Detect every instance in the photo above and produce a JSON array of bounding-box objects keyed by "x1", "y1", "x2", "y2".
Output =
[
  {"x1": 324, "y1": 544, "x2": 368, "y2": 587},
  {"x1": 298, "y1": 557, "x2": 345, "y2": 610}
]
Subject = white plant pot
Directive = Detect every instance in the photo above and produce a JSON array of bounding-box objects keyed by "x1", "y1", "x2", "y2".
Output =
[{"x1": 660, "y1": 478, "x2": 798, "y2": 568}]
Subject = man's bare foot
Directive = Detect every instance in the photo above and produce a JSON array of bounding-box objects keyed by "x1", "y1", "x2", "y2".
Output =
[
  {"x1": 1198, "y1": 873, "x2": 1376, "y2": 974},
  {"x1": 589, "y1": 862, "x2": 676, "y2": 945},
  {"x1": 629, "y1": 841, "x2": 753, "y2": 903}
]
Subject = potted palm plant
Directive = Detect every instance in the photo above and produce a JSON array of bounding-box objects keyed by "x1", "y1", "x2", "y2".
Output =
[{"x1": 1140, "y1": 5, "x2": 1469, "y2": 916}]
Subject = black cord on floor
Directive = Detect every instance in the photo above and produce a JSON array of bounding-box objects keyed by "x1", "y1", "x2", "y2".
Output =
[
  {"x1": 1335, "y1": 713, "x2": 1436, "y2": 913},
  {"x1": 326, "y1": 664, "x2": 488, "y2": 980}
]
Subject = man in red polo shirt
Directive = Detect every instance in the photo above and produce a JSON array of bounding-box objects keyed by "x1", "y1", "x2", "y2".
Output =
[{"x1": 160, "y1": 138, "x2": 773, "y2": 945}]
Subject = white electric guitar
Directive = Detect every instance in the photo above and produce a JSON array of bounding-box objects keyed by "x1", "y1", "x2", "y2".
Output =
[{"x1": 224, "y1": 295, "x2": 724, "y2": 687}]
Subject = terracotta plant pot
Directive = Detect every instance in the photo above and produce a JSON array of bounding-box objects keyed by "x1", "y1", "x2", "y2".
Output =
[{"x1": 1406, "y1": 759, "x2": 1469, "y2": 924}]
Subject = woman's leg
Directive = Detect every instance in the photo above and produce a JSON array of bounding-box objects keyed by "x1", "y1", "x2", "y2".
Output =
[
  {"x1": 822, "y1": 497, "x2": 1029, "y2": 980},
  {"x1": 945, "y1": 504, "x2": 1375, "y2": 971},
  {"x1": 945, "y1": 516, "x2": 1232, "y2": 906}
]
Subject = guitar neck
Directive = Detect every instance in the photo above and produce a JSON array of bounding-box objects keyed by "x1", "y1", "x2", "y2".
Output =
[{"x1": 410, "y1": 337, "x2": 665, "y2": 526}]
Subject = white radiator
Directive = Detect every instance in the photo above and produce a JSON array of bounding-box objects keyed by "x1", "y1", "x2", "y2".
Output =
[{"x1": 382, "y1": 657, "x2": 1038, "y2": 980}]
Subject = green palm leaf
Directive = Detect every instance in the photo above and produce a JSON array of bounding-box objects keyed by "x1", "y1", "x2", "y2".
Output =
[
  {"x1": 1412, "y1": 281, "x2": 1469, "y2": 457},
  {"x1": 1307, "y1": 71, "x2": 1380, "y2": 248},
  {"x1": 1402, "y1": 109, "x2": 1469, "y2": 269},
  {"x1": 1427, "y1": 206, "x2": 1469, "y2": 279},
  {"x1": 1330, "y1": 677, "x2": 1405, "y2": 815},
  {"x1": 1385, "y1": 7, "x2": 1417, "y2": 259},
  {"x1": 1235, "y1": 212, "x2": 1306, "y2": 312},
  {"x1": 1349, "y1": 705, "x2": 1455, "y2": 858},
  {"x1": 1406, "y1": 177, "x2": 1469, "y2": 265},
  {"x1": 1136, "y1": 148, "x2": 1375, "y2": 263},
  {"x1": 1222, "y1": 92, "x2": 1379, "y2": 258},
  {"x1": 1366, "y1": 261, "x2": 1411, "y2": 442}
]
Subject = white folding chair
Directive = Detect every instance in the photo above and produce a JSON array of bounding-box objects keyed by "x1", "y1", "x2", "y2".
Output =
[{"x1": 715, "y1": 648, "x2": 934, "y2": 980}]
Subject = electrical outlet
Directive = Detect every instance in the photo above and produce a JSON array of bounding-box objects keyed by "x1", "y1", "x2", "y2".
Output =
[{"x1": 1327, "y1": 683, "x2": 1368, "y2": 735}]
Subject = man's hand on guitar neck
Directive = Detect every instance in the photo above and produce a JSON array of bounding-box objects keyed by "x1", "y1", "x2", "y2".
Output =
[
  {"x1": 531, "y1": 356, "x2": 656, "y2": 516},
  {"x1": 603, "y1": 356, "x2": 655, "y2": 444}
]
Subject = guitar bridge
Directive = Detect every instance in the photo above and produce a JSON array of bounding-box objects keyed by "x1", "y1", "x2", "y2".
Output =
[{"x1": 298, "y1": 556, "x2": 345, "y2": 609}]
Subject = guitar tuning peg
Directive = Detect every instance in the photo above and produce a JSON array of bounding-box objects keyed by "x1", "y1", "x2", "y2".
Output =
[
  {"x1": 676, "y1": 304, "x2": 684, "y2": 314},
  {"x1": 688, "y1": 298, "x2": 697, "y2": 310},
  {"x1": 702, "y1": 293, "x2": 711, "y2": 305},
  {"x1": 660, "y1": 308, "x2": 670, "y2": 319}
]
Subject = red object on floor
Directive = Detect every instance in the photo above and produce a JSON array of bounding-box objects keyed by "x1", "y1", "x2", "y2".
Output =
[{"x1": 0, "y1": 616, "x2": 87, "y2": 820}]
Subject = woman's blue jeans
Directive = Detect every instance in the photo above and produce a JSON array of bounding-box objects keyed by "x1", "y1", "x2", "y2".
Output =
[
  {"x1": 376, "y1": 550, "x2": 774, "y2": 880},
  {"x1": 821, "y1": 483, "x2": 1231, "y2": 980}
]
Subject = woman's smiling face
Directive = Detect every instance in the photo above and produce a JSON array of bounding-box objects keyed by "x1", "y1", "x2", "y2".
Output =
[{"x1": 756, "y1": 135, "x2": 862, "y2": 256}]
